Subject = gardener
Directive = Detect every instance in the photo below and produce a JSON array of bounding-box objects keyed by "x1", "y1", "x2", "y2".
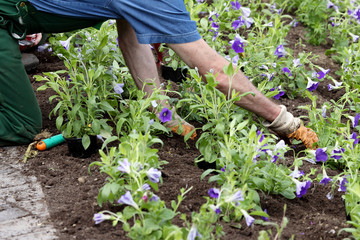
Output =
[{"x1": 0, "y1": 0, "x2": 318, "y2": 148}]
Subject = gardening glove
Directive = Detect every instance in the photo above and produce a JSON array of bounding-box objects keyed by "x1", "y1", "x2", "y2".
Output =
[
  {"x1": 263, "y1": 105, "x2": 318, "y2": 149},
  {"x1": 164, "y1": 109, "x2": 197, "y2": 140}
]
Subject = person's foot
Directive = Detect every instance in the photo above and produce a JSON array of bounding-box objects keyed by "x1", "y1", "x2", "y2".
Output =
[{"x1": 164, "y1": 110, "x2": 197, "y2": 140}]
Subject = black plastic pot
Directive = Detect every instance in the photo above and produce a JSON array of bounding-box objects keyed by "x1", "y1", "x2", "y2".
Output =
[
  {"x1": 161, "y1": 65, "x2": 188, "y2": 83},
  {"x1": 66, "y1": 135, "x2": 98, "y2": 158}
]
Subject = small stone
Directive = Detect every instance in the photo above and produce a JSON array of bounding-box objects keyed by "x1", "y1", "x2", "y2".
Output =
[{"x1": 78, "y1": 177, "x2": 85, "y2": 183}]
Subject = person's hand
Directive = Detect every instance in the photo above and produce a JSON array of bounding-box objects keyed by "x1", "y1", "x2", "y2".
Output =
[
  {"x1": 287, "y1": 125, "x2": 318, "y2": 149},
  {"x1": 163, "y1": 109, "x2": 197, "y2": 140},
  {"x1": 263, "y1": 105, "x2": 318, "y2": 149}
]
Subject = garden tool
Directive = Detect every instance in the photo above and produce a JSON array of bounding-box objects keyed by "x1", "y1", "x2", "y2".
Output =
[
  {"x1": 263, "y1": 105, "x2": 318, "y2": 149},
  {"x1": 36, "y1": 134, "x2": 65, "y2": 151},
  {"x1": 164, "y1": 109, "x2": 197, "y2": 140},
  {"x1": 153, "y1": 43, "x2": 188, "y2": 83}
]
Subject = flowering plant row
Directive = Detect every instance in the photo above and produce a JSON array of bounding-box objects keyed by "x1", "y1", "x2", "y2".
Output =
[{"x1": 36, "y1": 0, "x2": 360, "y2": 238}]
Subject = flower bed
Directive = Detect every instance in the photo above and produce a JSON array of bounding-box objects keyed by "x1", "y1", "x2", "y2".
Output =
[{"x1": 23, "y1": 0, "x2": 360, "y2": 239}]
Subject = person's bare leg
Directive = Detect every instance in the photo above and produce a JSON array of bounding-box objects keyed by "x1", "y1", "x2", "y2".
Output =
[
  {"x1": 116, "y1": 19, "x2": 164, "y2": 99},
  {"x1": 116, "y1": 20, "x2": 197, "y2": 139},
  {"x1": 168, "y1": 39, "x2": 281, "y2": 122}
]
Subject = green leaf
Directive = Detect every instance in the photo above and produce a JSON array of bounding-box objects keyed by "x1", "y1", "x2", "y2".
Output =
[
  {"x1": 82, "y1": 134, "x2": 91, "y2": 150},
  {"x1": 200, "y1": 169, "x2": 216, "y2": 181}
]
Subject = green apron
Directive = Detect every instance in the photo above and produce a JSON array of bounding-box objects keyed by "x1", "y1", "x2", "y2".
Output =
[{"x1": 0, "y1": 0, "x2": 102, "y2": 146}]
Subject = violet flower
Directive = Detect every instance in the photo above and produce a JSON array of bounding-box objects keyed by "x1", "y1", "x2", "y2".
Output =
[
  {"x1": 146, "y1": 167, "x2": 161, "y2": 183},
  {"x1": 349, "y1": 113, "x2": 360, "y2": 128},
  {"x1": 306, "y1": 78, "x2": 319, "y2": 92},
  {"x1": 230, "y1": 34, "x2": 245, "y2": 53},
  {"x1": 150, "y1": 194, "x2": 159, "y2": 202},
  {"x1": 330, "y1": 146, "x2": 345, "y2": 160},
  {"x1": 322, "y1": 105, "x2": 327, "y2": 118},
  {"x1": 226, "y1": 190, "x2": 244, "y2": 203},
  {"x1": 142, "y1": 183, "x2": 151, "y2": 191},
  {"x1": 231, "y1": 0, "x2": 241, "y2": 10},
  {"x1": 293, "y1": 179, "x2": 311, "y2": 198},
  {"x1": 232, "y1": 17, "x2": 245, "y2": 30},
  {"x1": 328, "y1": 80, "x2": 342, "y2": 91},
  {"x1": 208, "y1": 11, "x2": 219, "y2": 22},
  {"x1": 210, "y1": 205, "x2": 221, "y2": 214},
  {"x1": 327, "y1": 0, "x2": 339, "y2": 12},
  {"x1": 117, "y1": 158, "x2": 131, "y2": 174},
  {"x1": 349, "y1": 32, "x2": 359, "y2": 42},
  {"x1": 151, "y1": 100, "x2": 158, "y2": 108},
  {"x1": 315, "y1": 148, "x2": 328, "y2": 163},
  {"x1": 261, "y1": 209, "x2": 269, "y2": 221},
  {"x1": 289, "y1": 166, "x2": 304, "y2": 178},
  {"x1": 240, "y1": 209, "x2": 255, "y2": 226},
  {"x1": 274, "y1": 44, "x2": 287, "y2": 58},
  {"x1": 117, "y1": 191, "x2": 138, "y2": 208},
  {"x1": 59, "y1": 37, "x2": 72, "y2": 50},
  {"x1": 350, "y1": 132, "x2": 359, "y2": 148},
  {"x1": 208, "y1": 188, "x2": 220, "y2": 198},
  {"x1": 282, "y1": 67, "x2": 292, "y2": 76},
  {"x1": 264, "y1": 22, "x2": 273, "y2": 27},
  {"x1": 293, "y1": 58, "x2": 301, "y2": 67},
  {"x1": 319, "y1": 170, "x2": 332, "y2": 186},
  {"x1": 270, "y1": 87, "x2": 285, "y2": 100},
  {"x1": 93, "y1": 213, "x2": 111, "y2": 224},
  {"x1": 114, "y1": 83, "x2": 124, "y2": 94},
  {"x1": 290, "y1": 19, "x2": 299, "y2": 27},
  {"x1": 316, "y1": 69, "x2": 330, "y2": 80},
  {"x1": 159, "y1": 107, "x2": 172, "y2": 123},
  {"x1": 338, "y1": 177, "x2": 348, "y2": 192},
  {"x1": 187, "y1": 225, "x2": 202, "y2": 240}
]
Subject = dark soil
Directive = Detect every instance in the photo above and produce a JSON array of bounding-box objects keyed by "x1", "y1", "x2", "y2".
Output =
[{"x1": 19, "y1": 23, "x2": 352, "y2": 240}]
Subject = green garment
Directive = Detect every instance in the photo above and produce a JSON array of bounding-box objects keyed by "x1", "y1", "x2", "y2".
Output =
[{"x1": 0, "y1": 0, "x2": 102, "y2": 146}]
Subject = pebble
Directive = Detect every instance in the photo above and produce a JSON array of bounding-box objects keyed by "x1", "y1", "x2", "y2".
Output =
[{"x1": 78, "y1": 177, "x2": 86, "y2": 183}]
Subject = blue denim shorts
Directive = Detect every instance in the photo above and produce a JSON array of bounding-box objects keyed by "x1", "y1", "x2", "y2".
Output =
[{"x1": 28, "y1": 0, "x2": 201, "y2": 44}]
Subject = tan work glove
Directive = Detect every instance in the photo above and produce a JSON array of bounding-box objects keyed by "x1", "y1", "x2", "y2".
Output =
[
  {"x1": 263, "y1": 105, "x2": 318, "y2": 149},
  {"x1": 164, "y1": 109, "x2": 197, "y2": 140}
]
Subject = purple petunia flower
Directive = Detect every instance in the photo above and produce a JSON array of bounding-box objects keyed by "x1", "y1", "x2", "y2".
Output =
[
  {"x1": 274, "y1": 44, "x2": 287, "y2": 58},
  {"x1": 282, "y1": 67, "x2": 292, "y2": 76},
  {"x1": 350, "y1": 132, "x2": 359, "y2": 148},
  {"x1": 230, "y1": 34, "x2": 245, "y2": 53},
  {"x1": 208, "y1": 11, "x2": 219, "y2": 22},
  {"x1": 114, "y1": 83, "x2": 124, "y2": 94},
  {"x1": 59, "y1": 37, "x2": 72, "y2": 50},
  {"x1": 241, "y1": 209, "x2": 255, "y2": 226},
  {"x1": 338, "y1": 177, "x2": 348, "y2": 192},
  {"x1": 187, "y1": 225, "x2": 202, "y2": 240},
  {"x1": 349, "y1": 32, "x2": 359, "y2": 42},
  {"x1": 208, "y1": 188, "x2": 220, "y2": 198},
  {"x1": 315, "y1": 148, "x2": 328, "y2": 163},
  {"x1": 322, "y1": 105, "x2": 327, "y2": 118},
  {"x1": 159, "y1": 108, "x2": 172, "y2": 123},
  {"x1": 257, "y1": 130, "x2": 265, "y2": 143},
  {"x1": 289, "y1": 167, "x2": 304, "y2": 178},
  {"x1": 117, "y1": 158, "x2": 131, "y2": 174},
  {"x1": 146, "y1": 167, "x2": 161, "y2": 183},
  {"x1": 118, "y1": 191, "x2": 138, "y2": 208},
  {"x1": 231, "y1": 0, "x2": 241, "y2": 10},
  {"x1": 293, "y1": 58, "x2": 301, "y2": 67},
  {"x1": 264, "y1": 21, "x2": 273, "y2": 27},
  {"x1": 316, "y1": 69, "x2": 330, "y2": 80},
  {"x1": 290, "y1": 19, "x2": 299, "y2": 27},
  {"x1": 327, "y1": 0, "x2": 339, "y2": 12},
  {"x1": 330, "y1": 146, "x2": 345, "y2": 160},
  {"x1": 232, "y1": 17, "x2": 245, "y2": 30},
  {"x1": 261, "y1": 209, "x2": 269, "y2": 221},
  {"x1": 320, "y1": 175, "x2": 332, "y2": 185},
  {"x1": 210, "y1": 205, "x2": 221, "y2": 214},
  {"x1": 226, "y1": 190, "x2": 244, "y2": 203},
  {"x1": 93, "y1": 213, "x2": 111, "y2": 224},
  {"x1": 306, "y1": 78, "x2": 319, "y2": 92},
  {"x1": 220, "y1": 165, "x2": 226, "y2": 172},
  {"x1": 350, "y1": 113, "x2": 360, "y2": 128},
  {"x1": 270, "y1": 87, "x2": 285, "y2": 100},
  {"x1": 328, "y1": 80, "x2": 342, "y2": 91},
  {"x1": 211, "y1": 22, "x2": 219, "y2": 31},
  {"x1": 241, "y1": 7, "x2": 251, "y2": 17},
  {"x1": 142, "y1": 183, "x2": 151, "y2": 191},
  {"x1": 294, "y1": 179, "x2": 311, "y2": 198},
  {"x1": 150, "y1": 194, "x2": 159, "y2": 202}
]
